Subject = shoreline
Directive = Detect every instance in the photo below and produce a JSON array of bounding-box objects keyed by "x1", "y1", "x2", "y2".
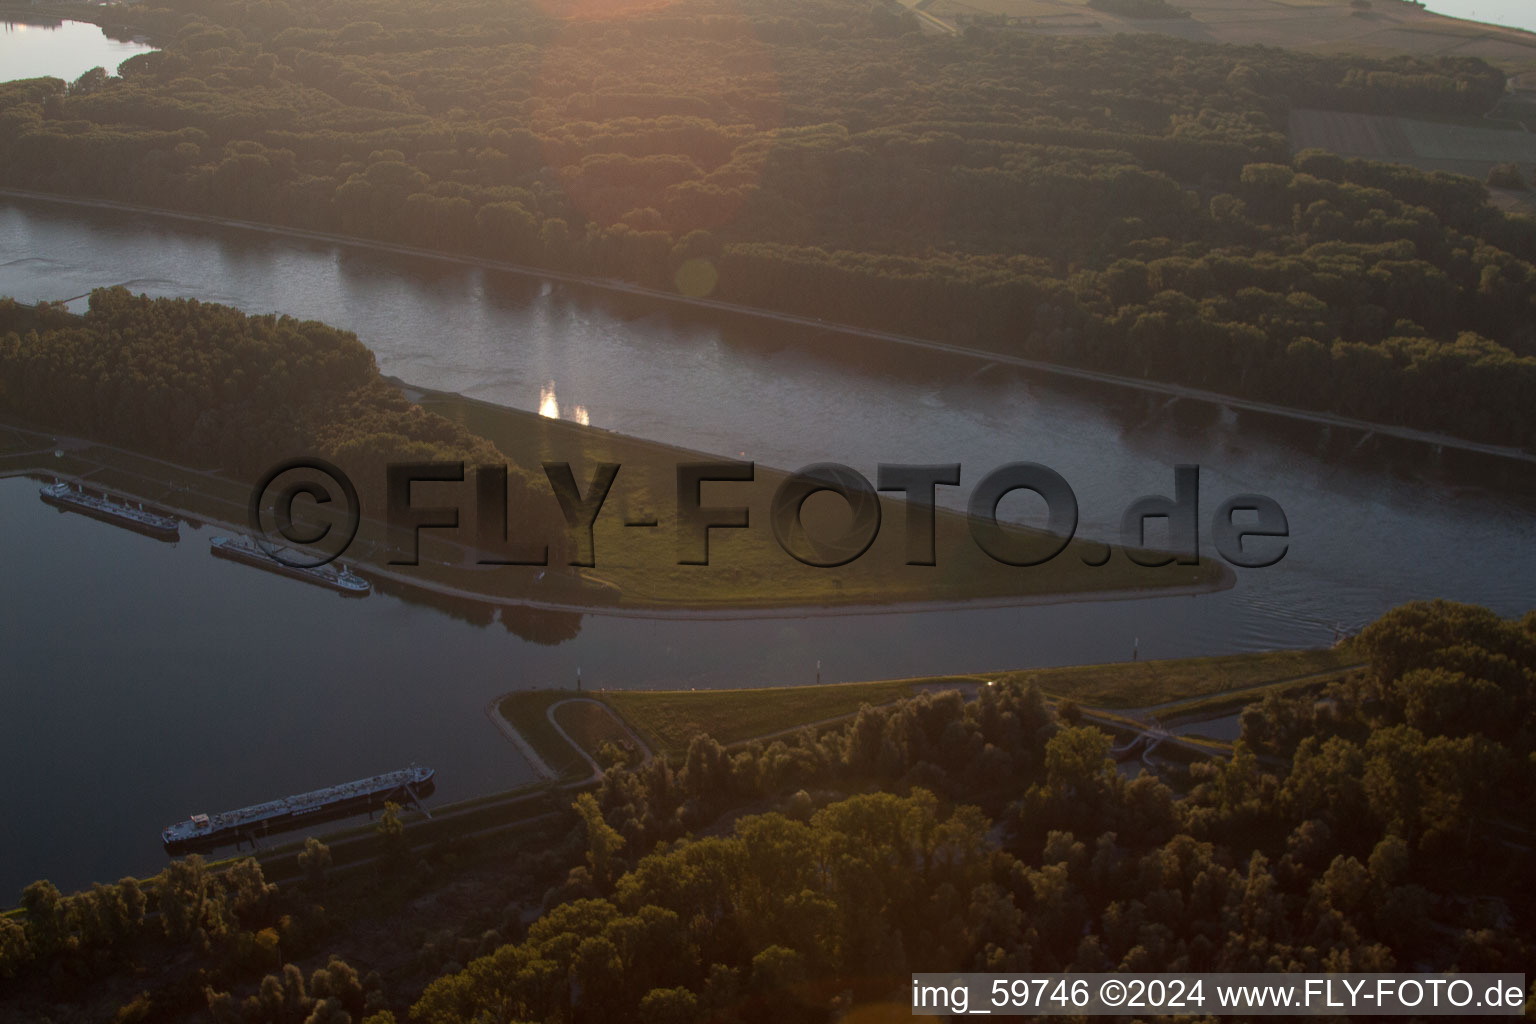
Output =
[{"x1": 3, "y1": 186, "x2": 1532, "y2": 465}]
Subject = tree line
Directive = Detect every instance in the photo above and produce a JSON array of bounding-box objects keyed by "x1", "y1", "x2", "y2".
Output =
[{"x1": 0, "y1": 844, "x2": 395, "y2": 1022}]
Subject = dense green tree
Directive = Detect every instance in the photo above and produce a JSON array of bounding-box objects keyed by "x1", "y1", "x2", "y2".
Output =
[
  {"x1": 376, "y1": 801, "x2": 407, "y2": 868},
  {"x1": 573, "y1": 792, "x2": 626, "y2": 888},
  {"x1": 297, "y1": 837, "x2": 332, "y2": 892}
]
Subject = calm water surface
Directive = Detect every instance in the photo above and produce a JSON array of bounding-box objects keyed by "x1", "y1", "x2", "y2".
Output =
[
  {"x1": 2, "y1": 197, "x2": 1535, "y2": 897},
  {"x1": 0, "y1": 19, "x2": 155, "y2": 84}
]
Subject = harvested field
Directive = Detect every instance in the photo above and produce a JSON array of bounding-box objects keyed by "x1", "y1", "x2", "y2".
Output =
[
  {"x1": 1290, "y1": 108, "x2": 1417, "y2": 159},
  {"x1": 1291, "y1": 107, "x2": 1536, "y2": 203},
  {"x1": 1398, "y1": 116, "x2": 1536, "y2": 161}
]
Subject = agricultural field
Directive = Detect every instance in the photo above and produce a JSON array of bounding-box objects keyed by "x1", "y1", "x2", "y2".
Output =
[
  {"x1": 1290, "y1": 107, "x2": 1536, "y2": 209},
  {"x1": 925, "y1": 0, "x2": 1536, "y2": 68}
]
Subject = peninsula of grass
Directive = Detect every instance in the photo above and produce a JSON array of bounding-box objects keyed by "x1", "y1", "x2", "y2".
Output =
[
  {"x1": 1013, "y1": 644, "x2": 1360, "y2": 709},
  {"x1": 592, "y1": 645, "x2": 1359, "y2": 760},
  {"x1": 598, "y1": 678, "x2": 923, "y2": 758},
  {"x1": 415, "y1": 385, "x2": 1230, "y2": 611}
]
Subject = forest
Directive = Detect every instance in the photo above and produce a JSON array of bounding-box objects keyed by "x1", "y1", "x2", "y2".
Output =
[
  {"x1": 0, "y1": 290, "x2": 490, "y2": 476},
  {"x1": 1, "y1": 599, "x2": 1531, "y2": 1021},
  {"x1": 0, "y1": 0, "x2": 1534, "y2": 444},
  {"x1": 0, "y1": 289, "x2": 568, "y2": 561}
]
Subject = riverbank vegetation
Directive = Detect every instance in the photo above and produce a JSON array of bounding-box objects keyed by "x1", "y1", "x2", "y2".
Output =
[
  {"x1": 1, "y1": 0, "x2": 1535, "y2": 445},
  {"x1": 6, "y1": 600, "x2": 1528, "y2": 1021}
]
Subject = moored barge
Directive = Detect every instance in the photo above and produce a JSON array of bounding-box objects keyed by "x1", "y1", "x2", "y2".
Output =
[
  {"x1": 39, "y1": 481, "x2": 180, "y2": 541},
  {"x1": 210, "y1": 534, "x2": 370, "y2": 595},
  {"x1": 161, "y1": 765, "x2": 435, "y2": 852}
]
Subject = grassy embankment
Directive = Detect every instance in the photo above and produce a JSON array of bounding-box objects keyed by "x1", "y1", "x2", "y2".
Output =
[
  {"x1": 1010, "y1": 642, "x2": 1359, "y2": 709},
  {"x1": 495, "y1": 644, "x2": 1361, "y2": 763},
  {"x1": 417, "y1": 384, "x2": 1229, "y2": 611},
  {"x1": 495, "y1": 691, "x2": 591, "y2": 781},
  {"x1": 497, "y1": 679, "x2": 920, "y2": 765},
  {"x1": 601, "y1": 679, "x2": 923, "y2": 757},
  {"x1": 248, "y1": 783, "x2": 564, "y2": 885},
  {"x1": 492, "y1": 690, "x2": 679, "y2": 777},
  {"x1": 1151, "y1": 670, "x2": 1345, "y2": 723},
  {"x1": 0, "y1": 781, "x2": 570, "y2": 912}
]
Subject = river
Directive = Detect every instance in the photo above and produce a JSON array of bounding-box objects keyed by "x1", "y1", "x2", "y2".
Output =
[{"x1": 2, "y1": 196, "x2": 1534, "y2": 897}]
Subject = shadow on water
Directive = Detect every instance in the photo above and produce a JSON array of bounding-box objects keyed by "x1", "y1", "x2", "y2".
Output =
[
  {"x1": 498, "y1": 603, "x2": 584, "y2": 645},
  {"x1": 366, "y1": 572, "x2": 585, "y2": 644}
]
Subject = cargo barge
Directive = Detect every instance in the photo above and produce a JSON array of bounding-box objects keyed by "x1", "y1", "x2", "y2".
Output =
[
  {"x1": 210, "y1": 534, "x2": 371, "y2": 595},
  {"x1": 39, "y1": 481, "x2": 179, "y2": 541},
  {"x1": 161, "y1": 765, "x2": 435, "y2": 852}
]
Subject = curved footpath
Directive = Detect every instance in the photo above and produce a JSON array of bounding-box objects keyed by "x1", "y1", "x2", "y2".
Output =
[
  {"x1": 487, "y1": 696, "x2": 654, "y2": 787},
  {"x1": 3, "y1": 186, "x2": 1532, "y2": 466},
  {"x1": 546, "y1": 698, "x2": 655, "y2": 786}
]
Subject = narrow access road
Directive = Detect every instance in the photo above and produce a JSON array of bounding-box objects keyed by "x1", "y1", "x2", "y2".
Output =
[{"x1": 545, "y1": 698, "x2": 656, "y2": 787}]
